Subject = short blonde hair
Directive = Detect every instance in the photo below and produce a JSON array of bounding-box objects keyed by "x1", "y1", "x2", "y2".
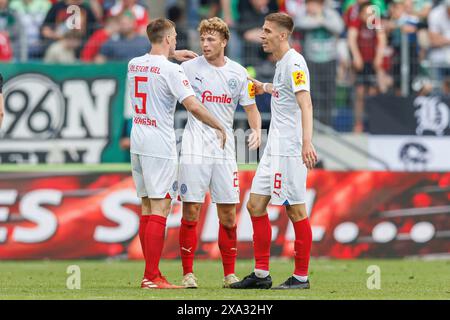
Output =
[
  {"x1": 146, "y1": 18, "x2": 175, "y2": 44},
  {"x1": 198, "y1": 17, "x2": 230, "y2": 41},
  {"x1": 265, "y1": 13, "x2": 294, "y2": 34}
]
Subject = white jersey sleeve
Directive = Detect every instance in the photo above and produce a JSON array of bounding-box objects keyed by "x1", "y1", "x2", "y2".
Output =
[
  {"x1": 239, "y1": 78, "x2": 256, "y2": 107},
  {"x1": 287, "y1": 56, "x2": 310, "y2": 93},
  {"x1": 166, "y1": 64, "x2": 195, "y2": 104}
]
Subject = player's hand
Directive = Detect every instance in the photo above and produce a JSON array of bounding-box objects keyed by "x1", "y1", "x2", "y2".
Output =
[
  {"x1": 172, "y1": 50, "x2": 198, "y2": 62},
  {"x1": 247, "y1": 76, "x2": 265, "y2": 95},
  {"x1": 302, "y1": 141, "x2": 318, "y2": 170},
  {"x1": 216, "y1": 127, "x2": 227, "y2": 149},
  {"x1": 248, "y1": 129, "x2": 261, "y2": 150}
]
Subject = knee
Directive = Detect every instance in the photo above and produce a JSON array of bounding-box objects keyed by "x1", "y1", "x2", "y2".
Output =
[
  {"x1": 219, "y1": 214, "x2": 236, "y2": 229},
  {"x1": 246, "y1": 200, "x2": 265, "y2": 217},
  {"x1": 183, "y1": 203, "x2": 201, "y2": 221},
  {"x1": 141, "y1": 198, "x2": 151, "y2": 215},
  {"x1": 286, "y1": 206, "x2": 308, "y2": 223}
]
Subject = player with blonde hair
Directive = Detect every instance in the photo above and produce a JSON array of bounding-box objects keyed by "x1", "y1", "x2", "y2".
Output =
[{"x1": 178, "y1": 17, "x2": 262, "y2": 288}]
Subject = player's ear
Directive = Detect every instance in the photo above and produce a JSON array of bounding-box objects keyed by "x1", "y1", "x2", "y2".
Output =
[{"x1": 164, "y1": 33, "x2": 170, "y2": 45}]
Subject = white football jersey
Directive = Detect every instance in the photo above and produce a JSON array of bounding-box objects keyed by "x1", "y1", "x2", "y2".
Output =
[
  {"x1": 266, "y1": 49, "x2": 310, "y2": 156},
  {"x1": 128, "y1": 53, "x2": 195, "y2": 159},
  {"x1": 180, "y1": 56, "x2": 256, "y2": 159}
]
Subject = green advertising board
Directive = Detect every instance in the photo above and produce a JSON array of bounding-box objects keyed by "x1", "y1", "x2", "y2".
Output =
[{"x1": 0, "y1": 62, "x2": 129, "y2": 163}]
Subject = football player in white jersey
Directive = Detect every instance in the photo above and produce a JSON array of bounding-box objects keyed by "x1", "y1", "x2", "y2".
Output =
[
  {"x1": 178, "y1": 17, "x2": 262, "y2": 288},
  {"x1": 230, "y1": 13, "x2": 318, "y2": 290},
  {"x1": 128, "y1": 18, "x2": 226, "y2": 289}
]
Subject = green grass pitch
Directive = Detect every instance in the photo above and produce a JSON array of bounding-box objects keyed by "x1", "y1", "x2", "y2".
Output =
[{"x1": 0, "y1": 259, "x2": 448, "y2": 300}]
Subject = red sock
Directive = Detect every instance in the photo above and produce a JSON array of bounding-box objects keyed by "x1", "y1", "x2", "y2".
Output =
[
  {"x1": 144, "y1": 215, "x2": 167, "y2": 280},
  {"x1": 218, "y1": 223, "x2": 237, "y2": 276},
  {"x1": 250, "y1": 214, "x2": 271, "y2": 271},
  {"x1": 293, "y1": 218, "x2": 312, "y2": 277},
  {"x1": 179, "y1": 218, "x2": 198, "y2": 275},
  {"x1": 139, "y1": 215, "x2": 150, "y2": 258}
]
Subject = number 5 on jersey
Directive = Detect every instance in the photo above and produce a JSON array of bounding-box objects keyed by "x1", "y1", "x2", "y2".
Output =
[{"x1": 134, "y1": 76, "x2": 148, "y2": 114}]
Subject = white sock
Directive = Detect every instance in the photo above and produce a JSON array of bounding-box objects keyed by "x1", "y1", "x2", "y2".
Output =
[
  {"x1": 254, "y1": 269, "x2": 270, "y2": 278},
  {"x1": 293, "y1": 274, "x2": 308, "y2": 282}
]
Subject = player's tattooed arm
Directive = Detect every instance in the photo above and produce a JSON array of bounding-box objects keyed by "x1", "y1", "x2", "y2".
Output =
[
  {"x1": 243, "y1": 104, "x2": 262, "y2": 150},
  {"x1": 171, "y1": 50, "x2": 199, "y2": 62},
  {"x1": 296, "y1": 90, "x2": 318, "y2": 170},
  {"x1": 181, "y1": 96, "x2": 227, "y2": 149}
]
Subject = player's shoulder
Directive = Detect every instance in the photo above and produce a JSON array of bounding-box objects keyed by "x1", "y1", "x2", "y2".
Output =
[
  {"x1": 287, "y1": 49, "x2": 306, "y2": 63},
  {"x1": 160, "y1": 58, "x2": 186, "y2": 76},
  {"x1": 128, "y1": 53, "x2": 148, "y2": 65},
  {"x1": 225, "y1": 57, "x2": 248, "y2": 78},
  {"x1": 286, "y1": 49, "x2": 308, "y2": 69},
  {"x1": 128, "y1": 54, "x2": 150, "y2": 68},
  {"x1": 226, "y1": 57, "x2": 246, "y2": 72},
  {"x1": 181, "y1": 55, "x2": 203, "y2": 71},
  {"x1": 181, "y1": 55, "x2": 203, "y2": 66}
]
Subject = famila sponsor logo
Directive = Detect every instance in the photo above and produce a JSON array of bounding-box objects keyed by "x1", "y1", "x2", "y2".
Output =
[{"x1": 201, "y1": 90, "x2": 232, "y2": 104}]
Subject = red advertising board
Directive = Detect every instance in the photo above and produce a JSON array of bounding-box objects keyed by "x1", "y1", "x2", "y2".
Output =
[{"x1": 0, "y1": 171, "x2": 448, "y2": 259}]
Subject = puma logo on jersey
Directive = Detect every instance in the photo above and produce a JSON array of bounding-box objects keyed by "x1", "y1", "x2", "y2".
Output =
[
  {"x1": 195, "y1": 76, "x2": 203, "y2": 83},
  {"x1": 294, "y1": 63, "x2": 301, "y2": 68},
  {"x1": 273, "y1": 190, "x2": 281, "y2": 197},
  {"x1": 181, "y1": 247, "x2": 192, "y2": 253}
]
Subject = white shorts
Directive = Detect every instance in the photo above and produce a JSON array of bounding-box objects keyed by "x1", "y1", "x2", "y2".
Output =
[
  {"x1": 178, "y1": 155, "x2": 240, "y2": 204},
  {"x1": 251, "y1": 153, "x2": 307, "y2": 206},
  {"x1": 131, "y1": 153, "x2": 178, "y2": 199}
]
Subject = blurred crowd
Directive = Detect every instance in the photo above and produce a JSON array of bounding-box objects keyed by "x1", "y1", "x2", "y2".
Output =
[{"x1": 0, "y1": 0, "x2": 449, "y2": 132}]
